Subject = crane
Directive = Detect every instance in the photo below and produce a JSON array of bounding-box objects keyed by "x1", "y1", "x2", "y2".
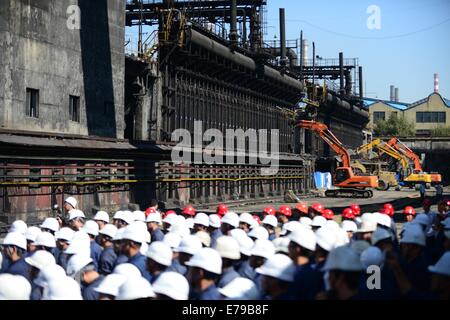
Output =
[
  {"x1": 296, "y1": 120, "x2": 378, "y2": 198},
  {"x1": 356, "y1": 138, "x2": 409, "y2": 170}
]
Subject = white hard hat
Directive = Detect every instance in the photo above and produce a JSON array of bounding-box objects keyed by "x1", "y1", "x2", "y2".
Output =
[
  {"x1": 428, "y1": 251, "x2": 450, "y2": 277},
  {"x1": 113, "y1": 210, "x2": 125, "y2": 220},
  {"x1": 140, "y1": 241, "x2": 149, "y2": 256},
  {"x1": 68, "y1": 209, "x2": 85, "y2": 221},
  {"x1": 94, "y1": 274, "x2": 127, "y2": 297},
  {"x1": 9, "y1": 220, "x2": 27, "y2": 235},
  {"x1": 400, "y1": 223, "x2": 426, "y2": 246},
  {"x1": 174, "y1": 235, "x2": 203, "y2": 255},
  {"x1": 250, "y1": 239, "x2": 275, "y2": 259},
  {"x1": 288, "y1": 226, "x2": 316, "y2": 251},
  {"x1": 195, "y1": 231, "x2": 211, "y2": 248},
  {"x1": 93, "y1": 211, "x2": 110, "y2": 223},
  {"x1": 113, "y1": 228, "x2": 125, "y2": 241},
  {"x1": 113, "y1": 263, "x2": 142, "y2": 280},
  {"x1": 146, "y1": 212, "x2": 162, "y2": 224},
  {"x1": 239, "y1": 212, "x2": 254, "y2": 227},
  {"x1": 163, "y1": 214, "x2": 178, "y2": 225},
  {"x1": 209, "y1": 214, "x2": 221, "y2": 228},
  {"x1": 64, "y1": 197, "x2": 77, "y2": 208},
  {"x1": 311, "y1": 216, "x2": 327, "y2": 228},
  {"x1": 324, "y1": 220, "x2": 340, "y2": 230},
  {"x1": 40, "y1": 217, "x2": 60, "y2": 233},
  {"x1": 25, "y1": 226, "x2": 42, "y2": 243},
  {"x1": 262, "y1": 215, "x2": 278, "y2": 228},
  {"x1": 280, "y1": 221, "x2": 303, "y2": 236},
  {"x1": 66, "y1": 254, "x2": 94, "y2": 277},
  {"x1": 152, "y1": 271, "x2": 190, "y2": 300},
  {"x1": 229, "y1": 229, "x2": 254, "y2": 256},
  {"x1": 371, "y1": 228, "x2": 392, "y2": 245},
  {"x1": 335, "y1": 228, "x2": 351, "y2": 247},
  {"x1": 146, "y1": 241, "x2": 173, "y2": 267},
  {"x1": 248, "y1": 226, "x2": 269, "y2": 241},
  {"x1": 168, "y1": 223, "x2": 190, "y2": 238},
  {"x1": 64, "y1": 231, "x2": 91, "y2": 255},
  {"x1": 82, "y1": 220, "x2": 99, "y2": 237},
  {"x1": 356, "y1": 219, "x2": 377, "y2": 233},
  {"x1": 214, "y1": 236, "x2": 241, "y2": 260},
  {"x1": 185, "y1": 247, "x2": 222, "y2": 274},
  {"x1": 116, "y1": 276, "x2": 156, "y2": 300},
  {"x1": 218, "y1": 277, "x2": 260, "y2": 300},
  {"x1": 35, "y1": 264, "x2": 67, "y2": 291},
  {"x1": 360, "y1": 246, "x2": 385, "y2": 269},
  {"x1": 221, "y1": 212, "x2": 239, "y2": 228},
  {"x1": 2, "y1": 231, "x2": 27, "y2": 250},
  {"x1": 162, "y1": 232, "x2": 182, "y2": 249},
  {"x1": 121, "y1": 211, "x2": 135, "y2": 225},
  {"x1": 299, "y1": 217, "x2": 313, "y2": 229},
  {"x1": 256, "y1": 253, "x2": 296, "y2": 282},
  {"x1": 315, "y1": 227, "x2": 336, "y2": 252},
  {"x1": 0, "y1": 274, "x2": 32, "y2": 300},
  {"x1": 98, "y1": 224, "x2": 118, "y2": 239},
  {"x1": 25, "y1": 250, "x2": 56, "y2": 270},
  {"x1": 133, "y1": 210, "x2": 146, "y2": 223},
  {"x1": 45, "y1": 277, "x2": 82, "y2": 300},
  {"x1": 350, "y1": 240, "x2": 371, "y2": 256},
  {"x1": 193, "y1": 213, "x2": 210, "y2": 227},
  {"x1": 272, "y1": 237, "x2": 290, "y2": 254},
  {"x1": 185, "y1": 218, "x2": 195, "y2": 230},
  {"x1": 412, "y1": 213, "x2": 430, "y2": 227},
  {"x1": 55, "y1": 227, "x2": 75, "y2": 242},
  {"x1": 122, "y1": 223, "x2": 147, "y2": 244},
  {"x1": 374, "y1": 213, "x2": 391, "y2": 229},
  {"x1": 341, "y1": 220, "x2": 357, "y2": 233},
  {"x1": 322, "y1": 246, "x2": 363, "y2": 272}
]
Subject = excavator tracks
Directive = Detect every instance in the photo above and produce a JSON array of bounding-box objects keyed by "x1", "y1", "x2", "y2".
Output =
[{"x1": 325, "y1": 189, "x2": 374, "y2": 198}]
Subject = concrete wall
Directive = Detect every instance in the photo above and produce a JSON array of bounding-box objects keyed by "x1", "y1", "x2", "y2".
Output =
[
  {"x1": 0, "y1": 0, "x2": 125, "y2": 138},
  {"x1": 403, "y1": 93, "x2": 450, "y2": 131}
]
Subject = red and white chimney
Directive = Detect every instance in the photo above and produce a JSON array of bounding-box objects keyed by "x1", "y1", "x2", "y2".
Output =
[{"x1": 434, "y1": 73, "x2": 439, "y2": 93}]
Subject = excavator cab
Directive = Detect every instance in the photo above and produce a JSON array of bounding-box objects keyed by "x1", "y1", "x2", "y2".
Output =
[{"x1": 335, "y1": 167, "x2": 351, "y2": 184}]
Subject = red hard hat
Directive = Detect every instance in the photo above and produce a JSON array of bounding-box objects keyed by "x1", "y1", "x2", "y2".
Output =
[
  {"x1": 295, "y1": 202, "x2": 308, "y2": 214},
  {"x1": 350, "y1": 204, "x2": 361, "y2": 216},
  {"x1": 311, "y1": 203, "x2": 324, "y2": 214},
  {"x1": 322, "y1": 209, "x2": 334, "y2": 220},
  {"x1": 403, "y1": 206, "x2": 416, "y2": 216},
  {"x1": 422, "y1": 199, "x2": 432, "y2": 206},
  {"x1": 342, "y1": 208, "x2": 355, "y2": 220},
  {"x1": 252, "y1": 215, "x2": 261, "y2": 225},
  {"x1": 182, "y1": 205, "x2": 196, "y2": 216},
  {"x1": 278, "y1": 205, "x2": 292, "y2": 217},
  {"x1": 263, "y1": 207, "x2": 276, "y2": 216},
  {"x1": 145, "y1": 207, "x2": 157, "y2": 216},
  {"x1": 216, "y1": 204, "x2": 228, "y2": 217},
  {"x1": 380, "y1": 203, "x2": 394, "y2": 217},
  {"x1": 164, "y1": 210, "x2": 176, "y2": 218}
]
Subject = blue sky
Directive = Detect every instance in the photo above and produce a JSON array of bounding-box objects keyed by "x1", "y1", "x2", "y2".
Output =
[
  {"x1": 264, "y1": 0, "x2": 450, "y2": 102},
  {"x1": 126, "y1": 0, "x2": 450, "y2": 102}
]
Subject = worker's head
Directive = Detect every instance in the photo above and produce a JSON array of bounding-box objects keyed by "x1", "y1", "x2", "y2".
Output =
[
  {"x1": 438, "y1": 199, "x2": 449, "y2": 214},
  {"x1": 400, "y1": 224, "x2": 425, "y2": 262},
  {"x1": 429, "y1": 252, "x2": 450, "y2": 300},
  {"x1": 63, "y1": 197, "x2": 77, "y2": 212},
  {"x1": 422, "y1": 198, "x2": 432, "y2": 212}
]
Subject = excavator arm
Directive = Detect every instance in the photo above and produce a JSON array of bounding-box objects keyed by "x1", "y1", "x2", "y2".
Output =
[
  {"x1": 358, "y1": 139, "x2": 409, "y2": 169},
  {"x1": 386, "y1": 137, "x2": 423, "y2": 172},
  {"x1": 296, "y1": 120, "x2": 351, "y2": 167}
]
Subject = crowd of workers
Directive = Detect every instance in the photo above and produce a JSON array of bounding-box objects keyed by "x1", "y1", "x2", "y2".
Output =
[{"x1": 0, "y1": 196, "x2": 449, "y2": 300}]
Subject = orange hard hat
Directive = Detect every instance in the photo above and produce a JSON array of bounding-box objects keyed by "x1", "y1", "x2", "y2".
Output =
[
  {"x1": 322, "y1": 209, "x2": 334, "y2": 220},
  {"x1": 216, "y1": 204, "x2": 228, "y2": 217},
  {"x1": 263, "y1": 207, "x2": 276, "y2": 216},
  {"x1": 311, "y1": 203, "x2": 324, "y2": 214},
  {"x1": 350, "y1": 204, "x2": 361, "y2": 216},
  {"x1": 403, "y1": 206, "x2": 416, "y2": 216},
  {"x1": 182, "y1": 205, "x2": 196, "y2": 216},
  {"x1": 295, "y1": 202, "x2": 308, "y2": 214},
  {"x1": 342, "y1": 208, "x2": 355, "y2": 220},
  {"x1": 380, "y1": 203, "x2": 394, "y2": 217},
  {"x1": 278, "y1": 205, "x2": 292, "y2": 217}
]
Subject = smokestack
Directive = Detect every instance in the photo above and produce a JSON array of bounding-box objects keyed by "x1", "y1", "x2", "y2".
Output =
[
  {"x1": 434, "y1": 73, "x2": 439, "y2": 93},
  {"x1": 279, "y1": 8, "x2": 287, "y2": 67},
  {"x1": 302, "y1": 39, "x2": 308, "y2": 66},
  {"x1": 229, "y1": 0, "x2": 238, "y2": 47},
  {"x1": 359, "y1": 66, "x2": 363, "y2": 100},
  {"x1": 339, "y1": 52, "x2": 344, "y2": 95},
  {"x1": 390, "y1": 85, "x2": 395, "y2": 101},
  {"x1": 395, "y1": 87, "x2": 399, "y2": 102}
]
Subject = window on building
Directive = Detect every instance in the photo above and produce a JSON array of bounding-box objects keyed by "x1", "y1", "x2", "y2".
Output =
[
  {"x1": 392, "y1": 111, "x2": 398, "y2": 118},
  {"x1": 69, "y1": 95, "x2": 80, "y2": 122},
  {"x1": 373, "y1": 111, "x2": 385, "y2": 122},
  {"x1": 416, "y1": 112, "x2": 446, "y2": 123},
  {"x1": 26, "y1": 88, "x2": 39, "y2": 118}
]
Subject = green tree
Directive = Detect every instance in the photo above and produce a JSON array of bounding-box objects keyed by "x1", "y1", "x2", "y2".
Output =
[
  {"x1": 430, "y1": 126, "x2": 450, "y2": 137},
  {"x1": 374, "y1": 114, "x2": 415, "y2": 137}
]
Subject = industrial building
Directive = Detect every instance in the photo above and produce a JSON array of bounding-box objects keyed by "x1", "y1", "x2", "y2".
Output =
[{"x1": 0, "y1": 0, "x2": 370, "y2": 223}]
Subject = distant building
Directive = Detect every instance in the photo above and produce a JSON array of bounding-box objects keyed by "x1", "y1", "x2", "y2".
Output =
[{"x1": 364, "y1": 92, "x2": 450, "y2": 136}]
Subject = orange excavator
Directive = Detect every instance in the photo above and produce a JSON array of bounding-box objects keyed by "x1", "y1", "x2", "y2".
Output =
[
  {"x1": 386, "y1": 137, "x2": 442, "y2": 187},
  {"x1": 297, "y1": 120, "x2": 378, "y2": 198}
]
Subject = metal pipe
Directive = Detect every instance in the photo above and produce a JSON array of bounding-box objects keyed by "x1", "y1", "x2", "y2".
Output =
[
  {"x1": 395, "y1": 87, "x2": 399, "y2": 102},
  {"x1": 299, "y1": 30, "x2": 303, "y2": 78},
  {"x1": 339, "y1": 52, "x2": 344, "y2": 95},
  {"x1": 230, "y1": 0, "x2": 238, "y2": 46},
  {"x1": 359, "y1": 66, "x2": 363, "y2": 100},
  {"x1": 279, "y1": 8, "x2": 287, "y2": 67}
]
